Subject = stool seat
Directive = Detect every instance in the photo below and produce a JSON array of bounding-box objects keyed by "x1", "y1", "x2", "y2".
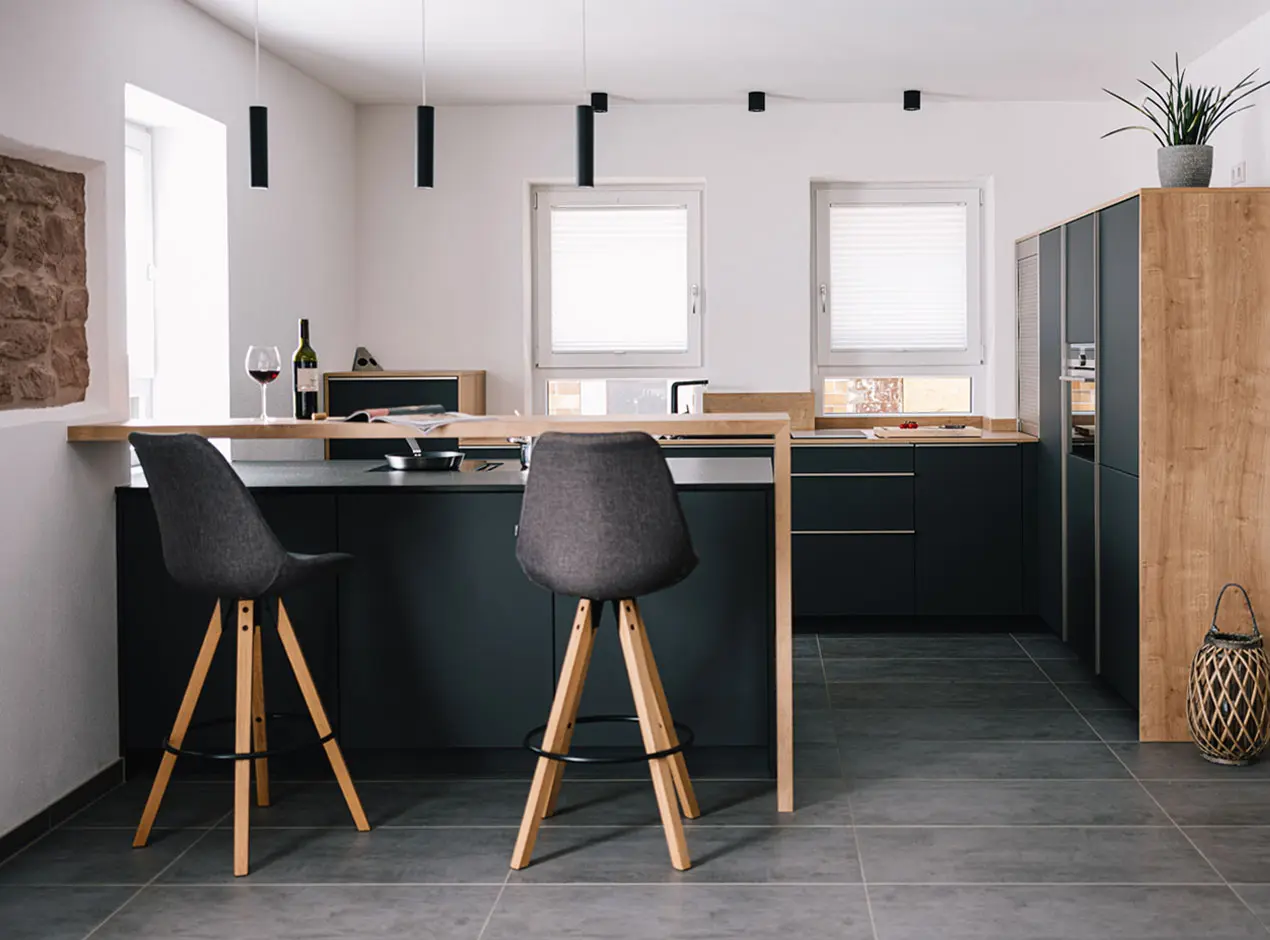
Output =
[{"x1": 269, "y1": 552, "x2": 353, "y2": 595}]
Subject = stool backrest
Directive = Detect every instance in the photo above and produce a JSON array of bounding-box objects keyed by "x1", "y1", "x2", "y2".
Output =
[
  {"x1": 516, "y1": 431, "x2": 697, "y2": 600},
  {"x1": 129, "y1": 432, "x2": 287, "y2": 596}
]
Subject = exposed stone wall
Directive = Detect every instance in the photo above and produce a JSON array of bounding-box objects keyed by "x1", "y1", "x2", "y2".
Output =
[{"x1": 0, "y1": 155, "x2": 89, "y2": 409}]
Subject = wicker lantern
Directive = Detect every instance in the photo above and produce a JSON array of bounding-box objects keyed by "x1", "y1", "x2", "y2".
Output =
[{"x1": 1186, "y1": 583, "x2": 1270, "y2": 765}]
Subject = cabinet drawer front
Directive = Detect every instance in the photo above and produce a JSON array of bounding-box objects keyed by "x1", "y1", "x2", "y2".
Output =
[
  {"x1": 794, "y1": 533, "x2": 914, "y2": 616},
  {"x1": 793, "y1": 475, "x2": 914, "y2": 532},
  {"x1": 793, "y1": 445, "x2": 913, "y2": 474}
]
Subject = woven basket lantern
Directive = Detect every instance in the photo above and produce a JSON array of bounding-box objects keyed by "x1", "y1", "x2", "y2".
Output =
[{"x1": 1186, "y1": 583, "x2": 1270, "y2": 766}]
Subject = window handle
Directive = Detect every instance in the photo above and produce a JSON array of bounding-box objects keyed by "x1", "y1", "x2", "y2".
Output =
[
  {"x1": 691, "y1": 284, "x2": 699, "y2": 317},
  {"x1": 819, "y1": 283, "x2": 827, "y2": 316}
]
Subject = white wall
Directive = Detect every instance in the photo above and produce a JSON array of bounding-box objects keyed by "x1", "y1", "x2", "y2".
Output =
[
  {"x1": 1187, "y1": 8, "x2": 1270, "y2": 187},
  {"x1": 0, "y1": 0, "x2": 355, "y2": 837},
  {"x1": 355, "y1": 102, "x2": 1155, "y2": 416}
]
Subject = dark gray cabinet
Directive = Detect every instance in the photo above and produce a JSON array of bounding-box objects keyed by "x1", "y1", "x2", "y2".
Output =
[
  {"x1": 794, "y1": 533, "x2": 915, "y2": 616},
  {"x1": 792, "y1": 475, "x2": 913, "y2": 532},
  {"x1": 1099, "y1": 465, "x2": 1139, "y2": 705},
  {"x1": 1065, "y1": 213, "x2": 1097, "y2": 345},
  {"x1": 914, "y1": 445, "x2": 1023, "y2": 615},
  {"x1": 1038, "y1": 228, "x2": 1064, "y2": 634},
  {"x1": 1098, "y1": 197, "x2": 1141, "y2": 476},
  {"x1": 1066, "y1": 455, "x2": 1097, "y2": 665}
]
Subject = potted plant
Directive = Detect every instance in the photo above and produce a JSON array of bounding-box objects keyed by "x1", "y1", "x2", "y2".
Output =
[{"x1": 1103, "y1": 54, "x2": 1268, "y2": 187}]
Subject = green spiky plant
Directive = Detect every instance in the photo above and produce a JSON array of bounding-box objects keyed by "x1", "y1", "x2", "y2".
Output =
[{"x1": 1103, "y1": 54, "x2": 1269, "y2": 146}]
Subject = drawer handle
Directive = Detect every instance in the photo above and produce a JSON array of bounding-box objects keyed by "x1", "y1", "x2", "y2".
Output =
[
  {"x1": 792, "y1": 472, "x2": 914, "y2": 478},
  {"x1": 793, "y1": 530, "x2": 916, "y2": 535}
]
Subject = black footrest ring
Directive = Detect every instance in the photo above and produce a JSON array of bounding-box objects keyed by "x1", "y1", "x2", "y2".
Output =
[
  {"x1": 163, "y1": 712, "x2": 333, "y2": 761},
  {"x1": 523, "y1": 714, "x2": 695, "y2": 765}
]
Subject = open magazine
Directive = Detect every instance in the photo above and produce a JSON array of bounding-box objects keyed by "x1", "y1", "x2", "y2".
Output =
[{"x1": 337, "y1": 404, "x2": 488, "y2": 435}]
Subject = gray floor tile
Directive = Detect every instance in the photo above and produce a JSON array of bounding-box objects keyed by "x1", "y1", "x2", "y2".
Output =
[
  {"x1": 62, "y1": 779, "x2": 228, "y2": 830},
  {"x1": 1012, "y1": 634, "x2": 1078, "y2": 661},
  {"x1": 484, "y1": 884, "x2": 874, "y2": 939},
  {"x1": 1146, "y1": 781, "x2": 1270, "y2": 826},
  {"x1": 1185, "y1": 827, "x2": 1270, "y2": 882},
  {"x1": 833, "y1": 707, "x2": 1095, "y2": 742},
  {"x1": 795, "y1": 681, "x2": 832, "y2": 710},
  {"x1": 1034, "y1": 658, "x2": 1098, "y2": 683},
  {"x1": 92, "y1": 885, "x2": 498, "y2": 939},
  {"x1": 794, "y1": 658, "x2": 826, "y2": 683},
  {"x1": 869, "y1": 885, "x2": 1265, "y2": 939},
  {"x1": 795, "y1": 708, "x2": 838, "y2": 744},
  {"x1": 838, "y1": 740, "x2": 1129, "y2": 780},
  {"x1": 819, "y1": 634, "x2": 1027, "y2": 660},
  {"x1": 1057, "y1": 680, "x2": 1135, "y2": 710},
  {"x1": 829, "y1": 680, "x2": 1071, "y2": 710},
  {"x1": 1112, "y1": 743, "x2": 1270, "y2": 780},
  {"x1": 159, "y1": 827, "x2": 513, "y2": 884},
  {"x1": 795, "y1": 743, "x2": 844, "y2": 779},
  {"x1": 1082, "y1": 709, "x2": 1141, "y2": 743},
  {"x1": 857, "y1": 826, "x2": 1219, "y2": 884},
  {"x1": 0, "y1": 886, "x2": 135, "y2": 940},
  {"x1": 794, "y1": 635, "x2": 821, "y2": 660},
  {"x1": 849, "y1": 779, "x2": 1169, "y2": 826},
  {"x1": 1233, "y1": 884, "x2": 1270, "y2": 926},
  {"x1": 509, "y1": 825, "x2": 863, "y2": 884},
  {"x1": 0, "y1": 828, "x2": 202, "y2": 886},
  {"x1": 823, "y1": 658, "x2": 1047, "y2": 682}
]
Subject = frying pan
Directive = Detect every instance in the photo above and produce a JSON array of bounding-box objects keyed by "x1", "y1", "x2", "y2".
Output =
[{"x1": 385, "y1": 438, "x2": 465, "y2": 471}]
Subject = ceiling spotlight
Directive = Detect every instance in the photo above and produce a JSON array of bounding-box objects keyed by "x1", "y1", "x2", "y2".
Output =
[
  {"x1": 749, "y1": 91, "x2": 766, "y2": 112},
  {"x1": 904, "y1": 89, "x2": 921, "y2": 111},
  {"x1": 591, "y1": 91, "x2": 608, "y2": 113}
]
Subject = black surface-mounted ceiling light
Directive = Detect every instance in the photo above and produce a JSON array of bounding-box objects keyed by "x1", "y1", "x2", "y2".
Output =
[
  {"x1": 904, "y1": 89, "x2": 922, "y2": 111},
  {"x1": 249, "y1": 0, "x2": 268, "y2": 188},
  {"x1": 591, "y1": 91, "x2": 608, "y2": 113},
  {"x1": 416, "y1": 0, "x2": 434, "y2": 187},
  {"x1": 749, "y1": 91, "x2": 766, "y2": 112},
  {"x1": 576, "y1": 0, "x2": 594, "y2": 187}
]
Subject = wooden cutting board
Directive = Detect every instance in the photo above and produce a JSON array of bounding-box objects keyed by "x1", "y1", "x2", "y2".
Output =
[
  {"x1": 702, "y1": 391, "x2": 816, "y2": 431},
  {"x1": 873, "y1": 425, "x2": 983, "y2": 439}
]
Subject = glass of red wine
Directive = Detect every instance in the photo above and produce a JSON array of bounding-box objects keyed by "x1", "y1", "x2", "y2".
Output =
[{"x1": 245, "y1": 345, "x2": 282, "y2": 421}]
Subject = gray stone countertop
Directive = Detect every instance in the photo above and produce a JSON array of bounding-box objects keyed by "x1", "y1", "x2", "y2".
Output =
[{"x1": 121, "y1": 456, "x2": 773, "y2": 492}]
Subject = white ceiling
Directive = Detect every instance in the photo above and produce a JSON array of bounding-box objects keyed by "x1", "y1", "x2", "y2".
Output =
[{"x1": 185, "y1": 0, "x2": 1270, "y2": 105}]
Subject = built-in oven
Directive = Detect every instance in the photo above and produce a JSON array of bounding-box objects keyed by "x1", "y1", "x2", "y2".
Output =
[{"x1": 1061, "y1": 343, "x2": 1096, "y2": 459}]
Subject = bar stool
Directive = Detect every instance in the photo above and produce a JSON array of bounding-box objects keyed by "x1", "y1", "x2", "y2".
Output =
[
  {"x1": 128, "y1": 432, "x2": 369, "y2": 876},
  {"x1": 510, "y1": 431, "x2": 702, "y2": 871}
]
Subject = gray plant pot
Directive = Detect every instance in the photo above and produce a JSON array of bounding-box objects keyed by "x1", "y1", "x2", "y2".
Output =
[{"x1": 1158, "y1": 145, "x2": 1214, "y2": 187}]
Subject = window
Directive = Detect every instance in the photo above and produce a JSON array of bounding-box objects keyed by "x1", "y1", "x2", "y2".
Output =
[
  {"x1": 124, "y1": 121, "x2": 156, "y2": 422},
  {"x1": 813, "y1": 184, "x2": 983, "y2": 414},
  {"x1": 532, "y1": 187, "x2": 702, "y2": 371},
  {"x1": 546, "y1": 377, "x2": 701, "y2": 416}
]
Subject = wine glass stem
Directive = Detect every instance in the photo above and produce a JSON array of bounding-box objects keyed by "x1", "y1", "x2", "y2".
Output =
[{"x1": 259, "y1": 383, "x2": 268, "y2": 421}]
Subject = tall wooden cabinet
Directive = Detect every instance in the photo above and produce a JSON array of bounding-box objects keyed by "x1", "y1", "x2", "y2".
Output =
[{"x1": 1019, "y1": 188, "x2": 1270, "y2": 741}]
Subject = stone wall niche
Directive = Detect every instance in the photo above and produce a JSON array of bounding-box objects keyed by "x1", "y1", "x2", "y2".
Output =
[{"x1": 0, "y1": 154, "x2": 89, "y2": 409}]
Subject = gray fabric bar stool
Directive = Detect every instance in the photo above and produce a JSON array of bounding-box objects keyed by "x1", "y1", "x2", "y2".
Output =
[
  {"x1": 510, "y1": 431, "x2": 701, "y2": 871},
  {"x1": 128, "y1": 432, "x2": 369, "y2": 877}
]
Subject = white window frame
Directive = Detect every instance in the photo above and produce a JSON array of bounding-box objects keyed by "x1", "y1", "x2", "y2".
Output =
[
  {"x1": 813, "y1": 184, "x2": 984, "y2": 371},
  {"x1": 125, "y1": 121, "x2": 157, "y2": 426},
  {"x1": 532, "y1": 185, "x2": 703, "y2": 370}
]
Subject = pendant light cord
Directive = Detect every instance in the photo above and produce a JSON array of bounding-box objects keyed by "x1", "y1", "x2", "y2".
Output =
[
  {"x1": 421, "y1": 0, "x2": 427, "y2": 105},
  {"x1": 254, "y1": 0, "x2": 261, "y2": 102}
]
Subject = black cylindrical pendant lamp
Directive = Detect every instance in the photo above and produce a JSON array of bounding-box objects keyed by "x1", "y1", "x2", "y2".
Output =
[
  {"x1": 749, "y1": 91, "x2": 766, "y2": 112},
  {"x1": 576, "y1": 104, "x2": 595, "y2": 188},
  {"x1": 249, "y1": 105, "x2": 269, "y2": 189},
  {"x1": 591, "y1": 91, "x2": 608, "y2": 113},
  {"x1": 416, "y1": 105, "x2": 434, "y2": 188},
  {"x1": 904, "y1": 89, "x2": 921, "y2": 111}
]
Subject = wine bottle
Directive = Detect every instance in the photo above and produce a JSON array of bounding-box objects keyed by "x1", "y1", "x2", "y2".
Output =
[{"x1": 293, "y1": 318, "x2": 319, "y2": 419}]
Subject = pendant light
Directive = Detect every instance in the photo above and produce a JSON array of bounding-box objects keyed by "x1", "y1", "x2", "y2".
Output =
[
  {"x1": 249, "y1": 0, "x2": 268, "y2": 189},
  {"x1": 576, "y1": 0, "x2": 594, "y2": 188},
  {"x1": 416, "y1": 0, "x2": 434, "y2": 188}
]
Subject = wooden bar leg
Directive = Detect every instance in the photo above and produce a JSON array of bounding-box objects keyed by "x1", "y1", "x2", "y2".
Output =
[
  {"x1": 251, "y1": 620, "x2": 270, "y2": 808},
  {"x1": 543, "y1": 599, "x2": 598, "y2": 819},
  {"x1": 233, "y1": 599, "x2": 254, "y2": 877},
  {"x1": 618, "y1": 600, "x2": 691, "y2": 871},
  {"x1": 773, "y1": 424, "x2": 794, "y2": 813},
  {"x1": 275, "y1": 599, "x2": 370, "y2": 832},
  {"x1": 133, "y1": 601, "x2": 223, "y2": 848},
  {"x1": 511, "y1": 599, "x2": 597, "y2": 869},
  {"x1": 629, "y1": 601, "x2": 700, "y2": 819}
]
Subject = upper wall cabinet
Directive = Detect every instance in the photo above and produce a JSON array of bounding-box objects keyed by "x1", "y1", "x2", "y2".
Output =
[
  {"x1": 1065, "y1": 213, "x2": 1097, "y2": 345},
  {"x1": 1098, "y1": 197, "x2": 1141, "y2": 477}
]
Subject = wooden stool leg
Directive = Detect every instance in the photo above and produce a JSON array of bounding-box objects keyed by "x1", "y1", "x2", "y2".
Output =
[
  {"x1": 511, "y1": 598, "x2": 597, "y2": 870},
  {"x1": 133, "y1": 601, "x2": 223, "y2": 848},
  {"x1": 618, "y1": 600, "x2": 691, "y2": 871},
  {"x1": 251, "y1": 620, "x2": 270, "y2": 808},
  {"x1": 233, "y1": 599, "x2": 255, "y2": 877},
  {"x1": 275, "y1": 600, "x2": 370, "y2": 832},
  {"x1": 543, "y1": 599, "x2": 598, "y2": 819},
  {"x1": 630, "y1": 601, "x2": 700, "y2": 819}
]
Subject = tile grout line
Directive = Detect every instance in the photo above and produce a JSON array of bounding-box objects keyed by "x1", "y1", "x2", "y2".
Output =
[
  {"x1": 78, "y1": 809, "x2": 232, "y2": 940},
  {"x1": 474, "y1": 869, "x2": 512, "y2": 940},
  {"x1": 1009, "y1": 632, "x2": 1270, "y2": 934}
]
